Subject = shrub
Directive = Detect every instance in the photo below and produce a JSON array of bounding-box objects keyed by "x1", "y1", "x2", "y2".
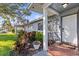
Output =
[
  {"x1": 12, "y1": 28, "x2": 15, "y2": 33},
  {"x1": 28, "y1": 31, "x2": 36, "y2": 43},
  {"x1": 28, "y1": 31, "x2": 43, "y2": 43},
  {"x1": 17, "y1": 30, "x2": 24, "y2": 40},
  {"x1": 35, "y1": 32, "x2": 43, "y2": 42}
]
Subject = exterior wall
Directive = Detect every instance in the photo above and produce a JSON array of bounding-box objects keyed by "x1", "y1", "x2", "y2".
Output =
[
  {"x1": 25, "y1": 21, "x2": 43, "y2": 32},
  {"x1": 48, "y1": 16, "x2": 61, "y2": 41},
  {"x1": 32, "y1": 22, "x2": 39, "y2": 31}
]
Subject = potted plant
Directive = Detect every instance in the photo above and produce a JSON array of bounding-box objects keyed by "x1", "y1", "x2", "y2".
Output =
[
  {"x1": 33, "y1": 32, "x2": 43, "y2": 49},
  {"x1": 33, "y1": 41, "x2": 41, "y2": 49}
]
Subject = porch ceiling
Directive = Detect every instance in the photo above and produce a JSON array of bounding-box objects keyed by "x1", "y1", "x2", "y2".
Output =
[
  {"x1": 28, "y1": 3, "x2": 79, "y2": 16},
  {"x1": 49, "y1": 3, "x2": 79, "y2": 13},
  {"x1": 28, "y1": 3, "x2": 55, "y2": 16}
]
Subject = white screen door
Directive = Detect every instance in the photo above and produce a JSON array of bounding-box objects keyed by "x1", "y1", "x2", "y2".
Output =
[{"x1": 62, "y1": 14, "x2": 77, "y2": 46}]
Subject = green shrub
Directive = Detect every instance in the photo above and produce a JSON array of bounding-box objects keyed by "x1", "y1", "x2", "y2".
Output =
[
  {"x1": 29, "y1": 31, "x2": 36, "y2": 43},
  {"x1": 28, "y1": 31, "x2": 43, "y2": 43},
  {"x1": 35, "y1": 32, "x2": 43, "y2": 42},
  {"x1": 17, "y1": 30, "x2": 25, "y2": 41},
  {"x1": 18, "y1": 30, "x2": 24, "y2": 37}
]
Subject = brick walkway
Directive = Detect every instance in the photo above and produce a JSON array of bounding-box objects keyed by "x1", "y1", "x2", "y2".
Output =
[{"x1": 48, "y1": 43, "x2": 79, "y2": 56}]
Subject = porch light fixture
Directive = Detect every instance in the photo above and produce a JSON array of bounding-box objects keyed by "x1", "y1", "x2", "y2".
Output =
[{"x1": 62, "y1": 3, "x2": 68, "y2": 8}]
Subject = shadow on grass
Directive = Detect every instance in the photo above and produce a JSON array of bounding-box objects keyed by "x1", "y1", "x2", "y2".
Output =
[{"x1": 0, "y1": 34, "x2": 16, "y2": 41}]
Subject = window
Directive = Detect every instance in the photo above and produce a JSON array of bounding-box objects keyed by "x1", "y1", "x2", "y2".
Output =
[{"x1": 38, "y1": 23, "x2": 43, "y2": 30}]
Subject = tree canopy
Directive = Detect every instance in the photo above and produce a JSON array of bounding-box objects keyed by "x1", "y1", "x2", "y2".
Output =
[
  {"x1": 0, "y1": 3, "x2": 31, "y2": 32},
  {"x1": 0, "y1": 3, "x2": 31, "y2": 19}
]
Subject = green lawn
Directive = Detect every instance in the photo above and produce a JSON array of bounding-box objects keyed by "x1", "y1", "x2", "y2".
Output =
[{"x1": 0, "y1": 32, "x2": 16, "y2": 56}]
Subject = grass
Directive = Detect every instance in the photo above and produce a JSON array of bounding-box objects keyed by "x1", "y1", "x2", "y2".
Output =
[{"x1": 0, "y1": 32, "x2": 16, "y2": 56}]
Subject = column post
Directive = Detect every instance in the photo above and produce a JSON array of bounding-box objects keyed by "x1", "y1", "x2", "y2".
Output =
[{"x1": 43, "y1": 7, "x2": 48, "y2": 51}]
